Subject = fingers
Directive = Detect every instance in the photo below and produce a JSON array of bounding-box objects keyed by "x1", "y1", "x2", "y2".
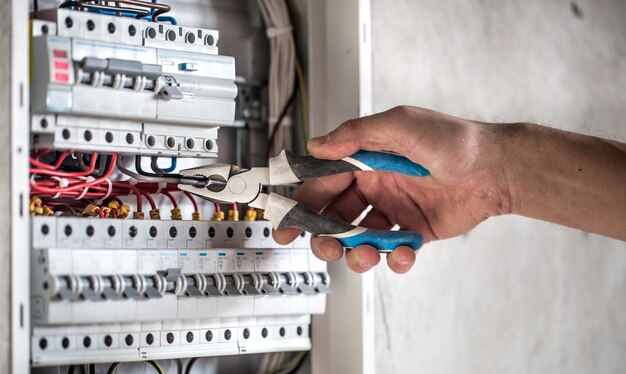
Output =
[
  {"x1": 345, "y1": 245, "x2": 381, "y2": 273},
  {"x1": 310, "y1": 236, "x2": 417, "y2": 274},
  {"x1": 386, "y1": 246, "x2": 416, "y2": 274},
  {"x1": 310, "y1": 236, "x2": 344, "y2": 262},
  {"x1": 307, "y1": 107, "x2": 414, "y2": 159},
  {"x1": 321, "y1": 182, "x2": 368, "y2": 224},
  {"x1": 272, "y1": 172, "x2": 355, "y2": 245}
]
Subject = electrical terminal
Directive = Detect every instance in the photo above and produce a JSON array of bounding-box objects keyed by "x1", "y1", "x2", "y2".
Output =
[
  {"x1": 41, "y1": 206, "x2": 55, "y2": 216},
  {"x1": 257, "y1": 209, "x2": 265, "y2": 221},
  {"x1": 149, "y1": 208, "x2": 161, "y2": 220},
  {"x1": 192, "y1": 211, "x2": 202, "y2": 221},
  {"x1": 133, "y1": 211, "x2": 145, "y2": 220},
  {"x1": 30, "y1": 197, "x2": 43, "y2": 216},
  {"x1": 81, "y1": 204, "x2": 101, "y2": 217},
  {"x1": 228, "y1": 208, "x2": 239, "y2": 221},
  {"x1": 244, "y1": 207, "x2": 257, "y2": 221},
  {"x1": 171, "y1": 207, "x2": 183, "y2": 220}
]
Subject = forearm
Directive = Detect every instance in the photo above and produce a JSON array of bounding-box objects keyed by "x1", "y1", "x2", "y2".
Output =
[{"x1": 488, "y1": 123, "x2": 626, "y2": 240}]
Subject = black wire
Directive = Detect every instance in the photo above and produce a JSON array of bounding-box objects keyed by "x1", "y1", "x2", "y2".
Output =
[
  {"x1": 184, "y1": 357, "x2": 198, "y2": 374},
  {"x1": 107, "y1": 362, "x2": 120, "y2": 374},
  {"x1": 265, "y1": 87, "x2": 298, "y2": 160},
  {"x1": 34, "y1": 0, "x2": 39, "y2": 12},
  {"x1": 286, "y1": 352, "x2": 309, "y2": 374},
  {"x1": 88, "y1": 363, "x2": 96, "y2": 374},
  {"x1": 134, "y1": 156, "x2": 207, "y2": 183}
]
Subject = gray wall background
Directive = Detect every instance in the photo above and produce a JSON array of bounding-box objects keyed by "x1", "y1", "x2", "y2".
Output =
[{"x1": 371, "y1": 1, "x2": 626, "y2": 373}]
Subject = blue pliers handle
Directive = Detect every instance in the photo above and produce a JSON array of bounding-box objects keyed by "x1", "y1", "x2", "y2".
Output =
[{"x1": 266, "y1": 150, "x2": 430, "y2": 252}]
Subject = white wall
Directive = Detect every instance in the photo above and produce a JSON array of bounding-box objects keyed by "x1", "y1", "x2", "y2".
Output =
[{"x1": 371, "y1": 1, "x2": 626, "y2": 373}]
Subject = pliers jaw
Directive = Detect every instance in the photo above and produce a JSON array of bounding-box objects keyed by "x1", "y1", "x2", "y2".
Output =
[{"x1": 178, "y1": 164, "x2": 270, "y2": 205}]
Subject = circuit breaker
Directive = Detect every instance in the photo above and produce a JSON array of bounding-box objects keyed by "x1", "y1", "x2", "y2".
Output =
[{"x1": 27, "y1": 2, "x2": 327, "y2": 370}]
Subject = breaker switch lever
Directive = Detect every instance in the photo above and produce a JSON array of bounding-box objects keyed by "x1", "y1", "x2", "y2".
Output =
[
  {"x1": 241, "y1": 275, "x2": 260, "y2": 295},
  {"x1": 204, "y1": 275, "x2": 223, "y2": 296},
  {"x1": 278, "y1": 273, "x2": 298, "y2": 295},
  {"x1": 161, "y1": 268, "x2": 182, "y2": 282},
  {"x1": 185, "y1": 276, "x2": 203, "y2": 297},
  {"x1": 223, "y1": 275, "x2": 242, "y2": 297}
]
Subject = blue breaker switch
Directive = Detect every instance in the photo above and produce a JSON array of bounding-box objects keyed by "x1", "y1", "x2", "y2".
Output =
[{"x1": 180, "y1": 62, "x2": 199, "y2": 72}]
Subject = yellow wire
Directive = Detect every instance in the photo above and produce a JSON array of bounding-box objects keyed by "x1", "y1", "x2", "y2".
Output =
[
  {"x1": 147, "y1": 360, "x2": 164, "y2": 374},
  {"x1": 295, "y1": 57, "x2": 309, "y2": 153}
]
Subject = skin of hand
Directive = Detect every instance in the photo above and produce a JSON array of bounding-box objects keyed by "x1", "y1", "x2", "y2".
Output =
[{"x1": 272, "y1": 106, "x2": 626, "y2": 274}]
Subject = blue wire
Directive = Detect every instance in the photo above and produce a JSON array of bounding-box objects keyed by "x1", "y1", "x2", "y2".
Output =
[
  {"x1": 159, "y1": 157, "x2": 177, "y2": 173},
  {"x1": 85, "y1": 0, "x2": 178, "y2": 24},
  {"x1": 157, "y1": 16, "x2": 177, "y2": 25}
]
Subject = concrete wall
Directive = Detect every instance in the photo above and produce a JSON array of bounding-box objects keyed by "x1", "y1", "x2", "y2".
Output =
[{"x1": 371, "y1": 1, "x2": 626, "y2": 373}]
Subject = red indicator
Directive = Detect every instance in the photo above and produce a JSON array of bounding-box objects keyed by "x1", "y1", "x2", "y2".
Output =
[
  {"x1": 54, "y1": 61, "x2": 69, "y2": 70},
  {"x1": 53, "y1": 50, "x2": 68, "y2": 58},
  {"x1": 54, "y1": 73, "x2": 69, "y2": 83}
]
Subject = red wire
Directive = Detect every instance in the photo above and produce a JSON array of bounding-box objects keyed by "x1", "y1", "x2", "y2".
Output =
[
  {"x1": 30, "y1": 153, "x2": 117, "y2": 194},
  {"x1": 214, "y1": 203, "x2": 221, "y2": 212},
  {"x1": 142, "y1": 191, "x2": 157, "y2": 210},
  {"x1": 183, "y1": 191, "x2": 199, "y2": 212},
  {"x1": 30, "y1": 152, "x2": 98, "y2": 177},
  {"x1": 161, "y1": 190, "x2": 178, "y2": 208},
  {"x1": 111, "y1": 181, "x2": 143, "y2": 212},
  {"x1": 29, "y1": 151, "x2": 71, "y2": 170},
  {"x1": 31, "y1": 148, "x2": 51, "y2": 158},
  {"x1": 231, "y1": 203, "x2": 237, "y2": 211}
]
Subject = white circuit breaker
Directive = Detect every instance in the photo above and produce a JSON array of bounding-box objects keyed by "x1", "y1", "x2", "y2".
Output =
[
  {"x1": 31, "y1": 9, "x2": 237, "y2": 158},
  {"x1": 27, "y1": 5, "x2": 329, "y2": 369},
  {"x1": 30, "y1": 218, "x2": 328, "y2": 366}
]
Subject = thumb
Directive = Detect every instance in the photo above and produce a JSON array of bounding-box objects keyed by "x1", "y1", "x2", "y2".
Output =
[{"x1": 307, "y1": 107, "x2": 412, "y2": 160}]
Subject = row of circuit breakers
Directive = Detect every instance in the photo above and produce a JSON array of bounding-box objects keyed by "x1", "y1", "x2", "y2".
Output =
[{"x1": 29, "y1": 8, "x2": 329, "y2": 366}]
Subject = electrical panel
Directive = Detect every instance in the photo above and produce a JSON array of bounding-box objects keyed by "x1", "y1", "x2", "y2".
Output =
[
  {"x1": 28, "y1": 2, "x2": 326, "y2": 371},
  {"x1": 31, "y1": 8, "x2": 236, "y2": 158}
]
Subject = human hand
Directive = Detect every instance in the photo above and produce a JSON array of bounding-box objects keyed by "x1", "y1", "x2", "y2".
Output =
[{"x1": 273, "y1": 106, "x2": 512, "y2": 273}]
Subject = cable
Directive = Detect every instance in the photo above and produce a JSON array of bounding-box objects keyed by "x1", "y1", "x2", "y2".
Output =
[
  {"x1": 257, "y1": 0, "x2": 296, "y2": 157},
  {"x1": 132, "y1": 156, "x2": 209, "y2": 185},
  {"x1": 285, "y1": 352, "x2": 308, "y2": 374},
  {"x1": 59, "y1": 1, "x2": 152, "y2": 18},
  {"x1": 151, "y1": 157, "x2": 177, "y2": 173},
  {"x1": 183, "y1": 191, "x2": 199, "y2": 212},
  {"x1": 265, "y1": 87, "x2": 297, "y2": 159},
  {"x1": 295, "y1": 58, "x2": 308, "y2": 153},
  {"x1": 270, "y1": 351, "x2": 307, "y2": 374},
  {"x1": 161, "y1": 190, "x2": 178, "y2": 208},
  {"x1": 115, "y1": 156, "x2": 209, "y2": 186},
  {"x1": 30, "y1": 151, "x2": 71, "y2": 170},
  {"x1": 106, "y1": 362, "x2": 120, "y2": 374},
  {"x1": 184, "y1": 357, "x2": 198, "y2": 374},
  {"x1": 30, "y1": 152, "x2": 98, "y2": 177},
  {"x1": 30, "y1": 153, "x2": 117, "y2": 194},
  {"x1": 286, "y1": 0, "x2": 309, "y2": 153},
  {"x1": 147, "y1": 360, "x2": 165, "y2": 374}
]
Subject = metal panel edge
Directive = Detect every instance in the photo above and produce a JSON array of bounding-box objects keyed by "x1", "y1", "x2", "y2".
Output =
[{"x1": 10, "y1": 0, "x2": 31, "y2": 372}]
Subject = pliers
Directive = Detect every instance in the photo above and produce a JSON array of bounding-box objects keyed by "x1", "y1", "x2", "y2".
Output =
[{"x1": 177, "y1": 150, "x2": 430, "y2": 253}]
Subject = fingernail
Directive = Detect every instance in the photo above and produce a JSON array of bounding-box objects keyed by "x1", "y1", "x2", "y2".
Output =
[
  {"x1": 308, "y1": 134, "x2": 330, "y2": 147},
  {"x1": 396, "y1": 254, "x2": 413, "y2": 266},
  {"x1": 321, "y1": 242, "x2": 338, "y2": 260},
  {"x1": 358, "y1": 257, "x2": 375, "y2": 269}
]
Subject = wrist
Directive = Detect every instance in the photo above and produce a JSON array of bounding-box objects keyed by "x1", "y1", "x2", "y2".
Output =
[{"x1": 476, "y1": 121, "x2": 528, "y2": 217}]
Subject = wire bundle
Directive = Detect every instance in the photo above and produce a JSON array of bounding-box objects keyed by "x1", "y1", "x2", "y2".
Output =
[
  {"x1": 57, "y1": 0, "x2": 176, "y2": 24},
  {"x1": 30, "y1": 150, "x2": 202, "y2": 220},
  {"x1": 257, "y1": 0, "x2": 296, "y2": 157}
]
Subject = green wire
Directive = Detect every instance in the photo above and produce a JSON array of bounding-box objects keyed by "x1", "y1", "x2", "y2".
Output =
[
  {"x1": 147, "y1": 360, "x2": 165, "y2": 374},
  {"x1": 295, "y1": 58, "x2": 309, "y2": 154},
  {"x1": 287, "y1": 0, "x2": 309, "y2": 155},
  {"x1": 269, "y1": 351, "x2": 307, "y2": 374}
]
